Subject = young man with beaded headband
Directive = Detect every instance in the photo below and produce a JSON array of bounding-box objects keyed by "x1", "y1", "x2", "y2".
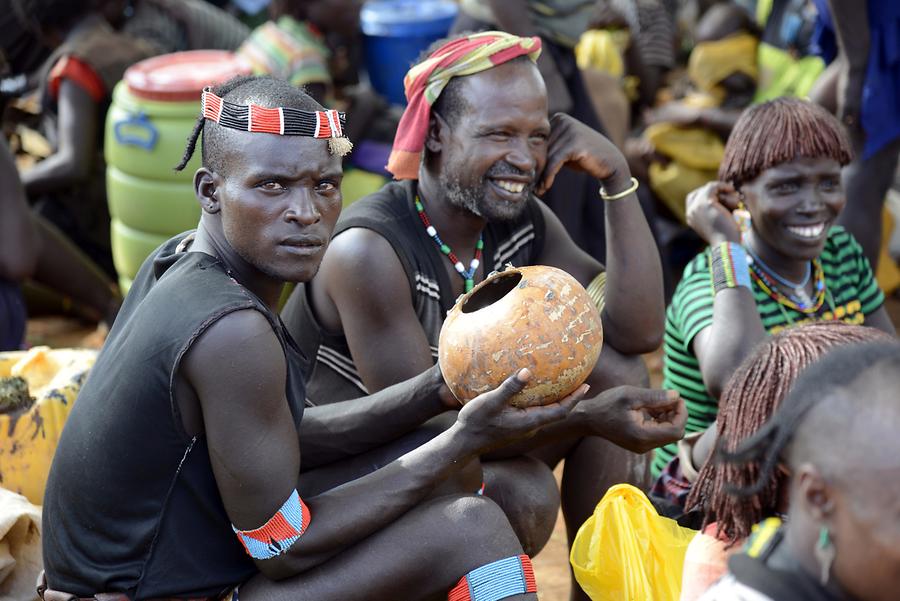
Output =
[
  {"x1": 281, "y1": 31, "x2": 686, "y2": 600},
  {"x1": 39, "y1": 75, "x2": 599, "y2": 601},
  {"x1": 655, "y1": 97, "x2": 896, "y2": 479}
]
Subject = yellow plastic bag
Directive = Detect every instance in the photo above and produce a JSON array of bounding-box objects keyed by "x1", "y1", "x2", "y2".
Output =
[{"x1": 570, "y1": 484, "x2": 697, "y2": 601}]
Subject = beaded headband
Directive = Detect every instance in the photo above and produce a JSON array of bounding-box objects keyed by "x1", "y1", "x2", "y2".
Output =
[{"x1": 201, "y1": 87, "x2": 353, "y2": 156}]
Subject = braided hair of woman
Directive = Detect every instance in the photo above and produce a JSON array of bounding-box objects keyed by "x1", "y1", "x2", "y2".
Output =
[{"x1": 686, "y1": 322, "x2": 893, "y2": 544}]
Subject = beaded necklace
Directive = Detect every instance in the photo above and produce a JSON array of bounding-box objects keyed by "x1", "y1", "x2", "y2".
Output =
[
  {"x1": 415, "y1": 196, "x2": 483, "y2": 293},
  {"x1": 748, "y1": 257, "x2": 826, "y2": 314}
]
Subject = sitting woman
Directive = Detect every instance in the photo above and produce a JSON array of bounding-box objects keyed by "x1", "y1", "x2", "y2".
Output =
[
  {"x1": 677, "y1": 321, "x2": 892, "y2": 601},
  {"x1": 653, "y1": 96, "x2": 895, "y2": 479},
  {"x1": 700, "y1": 340, "x2": 900, "y2": 600}
]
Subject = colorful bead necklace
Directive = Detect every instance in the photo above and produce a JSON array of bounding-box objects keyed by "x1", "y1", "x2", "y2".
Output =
[
  {"x1": 416, "y1": 196, "x2": 483, "y2": 292},
  {"x1": 748, "y1": 257, "x2": 827, "y2": 314}
]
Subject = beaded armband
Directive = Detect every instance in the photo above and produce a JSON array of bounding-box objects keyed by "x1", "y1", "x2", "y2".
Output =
[
  {"x1": 448, "y1": 555, "x2": 537, "y2": 601},
  {"x1": 709, "y1": 242, "x2": 751, "y2": 294},
  {"x1": 232, "y1": 489, "x2": 311, "y2": 560}
]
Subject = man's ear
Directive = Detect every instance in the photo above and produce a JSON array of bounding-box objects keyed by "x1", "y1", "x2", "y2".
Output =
[
  {"x1": 194, "y1": 168, "x2": 221, "y2": 214},
  {"x1": 425, "y1": 112, "x2": 446, "y2": 153},
  {"x1": 796, "y1": 462, "x2": 835, "y2": 521}
]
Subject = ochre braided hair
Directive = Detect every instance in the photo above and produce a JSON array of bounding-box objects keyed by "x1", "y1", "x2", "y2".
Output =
[
  {"x1": 719, "y1": 97, "x2": 853, "y2": 188},
  {"x1": 686, "y1": 322, "x2": 892, "y2": 544}
]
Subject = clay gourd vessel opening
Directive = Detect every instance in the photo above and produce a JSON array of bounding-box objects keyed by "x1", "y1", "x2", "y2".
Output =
[{"x1": 438, "y1": 265, "x2": 603, "y2": 408}]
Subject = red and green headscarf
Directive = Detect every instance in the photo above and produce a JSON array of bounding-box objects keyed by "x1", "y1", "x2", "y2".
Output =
[{"x1": 386, "y1": 31, "x2": 542, "y2": 180}]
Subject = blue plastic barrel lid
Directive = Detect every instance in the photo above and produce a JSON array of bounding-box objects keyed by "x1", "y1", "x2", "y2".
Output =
[{"x1": 360, "y1": 0, "x2": 459, "y2": 37}]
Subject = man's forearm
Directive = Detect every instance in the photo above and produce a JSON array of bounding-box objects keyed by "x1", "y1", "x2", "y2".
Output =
[
  {"x1": 279, "y1": 422, "x2": 480, "y2": 577},
  {"x1": 21, "y1": 151, "x2": 89, "y2": 197},
  {"x1": 600, "y1": 175, "x2": 666, "y2": 353},
  {"x1": 298, "y1": 365, "x2": 447, "y2": 467},
  {"x1": 827, "y1": 0, "x2": 869, "y2": 72}
]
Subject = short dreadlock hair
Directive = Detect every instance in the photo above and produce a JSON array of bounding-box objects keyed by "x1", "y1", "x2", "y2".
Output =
[
  {"x1": 715, "y1": 339, "x2": 900, "y2": 530},
  {"x1": 174, "y1": 75, "x2": 325, "y2": 173},
  {"x1": 719, "y1": 97, "x2": 853, "y2": 189},
  {"x1": 686, "y1": 322, "x2": 893, "y2": 544}
]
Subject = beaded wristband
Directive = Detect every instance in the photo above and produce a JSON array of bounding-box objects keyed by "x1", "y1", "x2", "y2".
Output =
[
  {"x1": 448, "y1": 555, "x2": 537, "y2": 601},
  {"x1": 709, "y1": 242, "x2": 751, "y2": 294},
  {"x1": 599, "y1": 176, "x2": 639, "y2": 201},
  {"x1": 232, "y1": 489, "x2": 311, "y2": 560}
]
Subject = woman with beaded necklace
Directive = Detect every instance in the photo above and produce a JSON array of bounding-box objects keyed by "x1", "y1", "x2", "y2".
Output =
[{"x1": 653, "y1": 97, "x2": 895, "y2": 479}]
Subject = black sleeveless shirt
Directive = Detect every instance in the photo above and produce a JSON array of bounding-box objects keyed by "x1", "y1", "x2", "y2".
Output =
[
  {"x1": 282, "y1": 179, "x2": 545, "y2": 404},
  {"x1": 42, "y1": 233, "x2": 308, "y2": 598}
]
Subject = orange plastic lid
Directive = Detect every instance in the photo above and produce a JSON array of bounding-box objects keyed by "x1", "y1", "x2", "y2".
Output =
[{"x1": 124, "y1": 50, "x2": 251, "y2": 102}]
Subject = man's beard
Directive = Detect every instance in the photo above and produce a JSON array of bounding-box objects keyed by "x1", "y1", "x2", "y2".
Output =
[{"x1": 440, "y1": 161, "x2": 535, "y2": 222}]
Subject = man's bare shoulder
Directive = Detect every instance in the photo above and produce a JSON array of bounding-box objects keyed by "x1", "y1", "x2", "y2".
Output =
[
  {"x1": 318, "y1": 227, "x2": 411, "y2": 305},
  {"x1": 182, "y1": 308, "x2": 286, "y2": 405}
]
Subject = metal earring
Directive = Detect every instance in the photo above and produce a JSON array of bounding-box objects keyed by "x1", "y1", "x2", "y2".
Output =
[
  {"x1": 814, "y1": 526, "x2": 836, "y2": 586},
  {"x1": 733, "y1": 197, "x2": 752, "y2": 235}
]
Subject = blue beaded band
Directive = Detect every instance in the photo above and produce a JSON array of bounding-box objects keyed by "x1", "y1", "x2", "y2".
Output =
[
  {"x1": 448, "y1": 555, "x2": 537, "y2": 601},
  {"x1": 709, "y1": 242, "x2": 751, "y2": 294},
  {"x1": 232, "y1": 489, "x2": 311, "y2": 560}
]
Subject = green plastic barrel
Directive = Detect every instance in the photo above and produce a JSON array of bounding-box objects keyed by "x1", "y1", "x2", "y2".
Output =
[{"x1": 105, "y1": 51, "x2": 250, "y2": 292}]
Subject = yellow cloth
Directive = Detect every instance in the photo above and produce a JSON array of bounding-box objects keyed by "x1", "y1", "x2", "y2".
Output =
[
  {"x1": 645, "y1": 123, "x2": 724, "y2": 221},
  {"x1": 0, "y1": 488, "x2": 41, "y2": 601},
  {"x1": 688, "y1": 33, "x2": 759, "y2": 95},
  {"x1": 754, "y1": 43, "x2": 825, "y2": 103},
  {"x1": 575, "y1": 29, "x2": 629, "y2": 77}
]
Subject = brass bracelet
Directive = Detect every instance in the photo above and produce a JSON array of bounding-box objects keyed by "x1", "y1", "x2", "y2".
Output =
[{"x1": 599, "y1": 176, "x2": 639, "y2": 201}]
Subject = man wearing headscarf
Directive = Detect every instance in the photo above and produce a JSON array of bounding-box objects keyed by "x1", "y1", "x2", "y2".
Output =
[{"x1": 283, "y1": 31, "x2": 685, "y2": 601}]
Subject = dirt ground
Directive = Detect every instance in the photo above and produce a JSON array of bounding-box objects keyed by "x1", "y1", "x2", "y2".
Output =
[{"x1": 24, "y1": 297, "x2": 900, "y2": 601}]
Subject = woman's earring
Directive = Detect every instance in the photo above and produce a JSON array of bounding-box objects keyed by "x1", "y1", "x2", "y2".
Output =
[
  {"x1": 814, "y1": 526, "x2": 836, "y2": 586},
  {"x1": 733, "y1": 196, "x2": 752, "y2": 235}
]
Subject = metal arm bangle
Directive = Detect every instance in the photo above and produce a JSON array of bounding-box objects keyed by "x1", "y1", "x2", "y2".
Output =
[{"x1": 599, "y1": 176, "x2": 639, "y2": 201}]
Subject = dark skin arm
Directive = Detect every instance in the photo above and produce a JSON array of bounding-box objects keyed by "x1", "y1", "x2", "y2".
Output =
[
  {"x1": 313, "y1": 223, "x2": 684, "y2": 453},
  {"x1": 484, "y1": 0, "x2": 574, "y2": 115},
  {"x1": 20, "y1": 80, "x2": 97, "y2": 196},
  {"x1": 0, "y1": 140, "x2": 39, "y2": 280},
  {"x1": 685, "y1": 181, "x2": 767, "y2": 400},
  {"x1": 183, "y1": 309, "x2": 582, "y2": 580},
  {"x1": 297, "y1": 363, "x2": 454, "y2": 468},
  {"x1": 864, "y1": 305, "x2": 896, "y2": 335},
  {"x1": 825, "y1": 0, "x2": 869, "y2": 126},
  {"x1": 537, "y1": 113, "x2": 665, "y2": 353}
]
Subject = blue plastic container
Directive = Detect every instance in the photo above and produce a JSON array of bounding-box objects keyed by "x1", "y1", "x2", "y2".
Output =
[{"x1": 361, "y1": 0, "x2": 458, "y2": 105}]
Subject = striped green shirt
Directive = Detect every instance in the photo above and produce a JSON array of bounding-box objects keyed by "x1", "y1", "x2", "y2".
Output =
[{"x1": 654, "y1": 227, "x2": 884, "y2": 477}]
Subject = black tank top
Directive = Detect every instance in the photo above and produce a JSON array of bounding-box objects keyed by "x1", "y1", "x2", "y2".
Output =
[
  {"x1": 283, "y1": 180, "x2": 545, "y2": 404},
  {"x1": 42, "y1": 233, "x2": 308, "y2": 598}
]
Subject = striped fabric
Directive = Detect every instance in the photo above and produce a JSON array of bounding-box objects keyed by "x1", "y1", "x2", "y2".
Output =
[
  {"x1": 654, "y1": 227, "x2": 884, "y2": 476},
  {"x1": 236, "y1": 16, "x2": 331, "y2": 88},
  {"x1": 201, "y1": 89, "x2": 345, "y2": 137},
  {"x1": 448, "y1": 555, "x2": 537, "y2": 601}
]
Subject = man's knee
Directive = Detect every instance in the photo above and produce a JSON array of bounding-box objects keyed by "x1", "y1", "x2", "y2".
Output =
[
  {"x1": 483, "y1": 458, "x2": 560, "y2": 556},
  {"x1": 590, "y1": 347, "x2": 649, "y2": 389}
]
